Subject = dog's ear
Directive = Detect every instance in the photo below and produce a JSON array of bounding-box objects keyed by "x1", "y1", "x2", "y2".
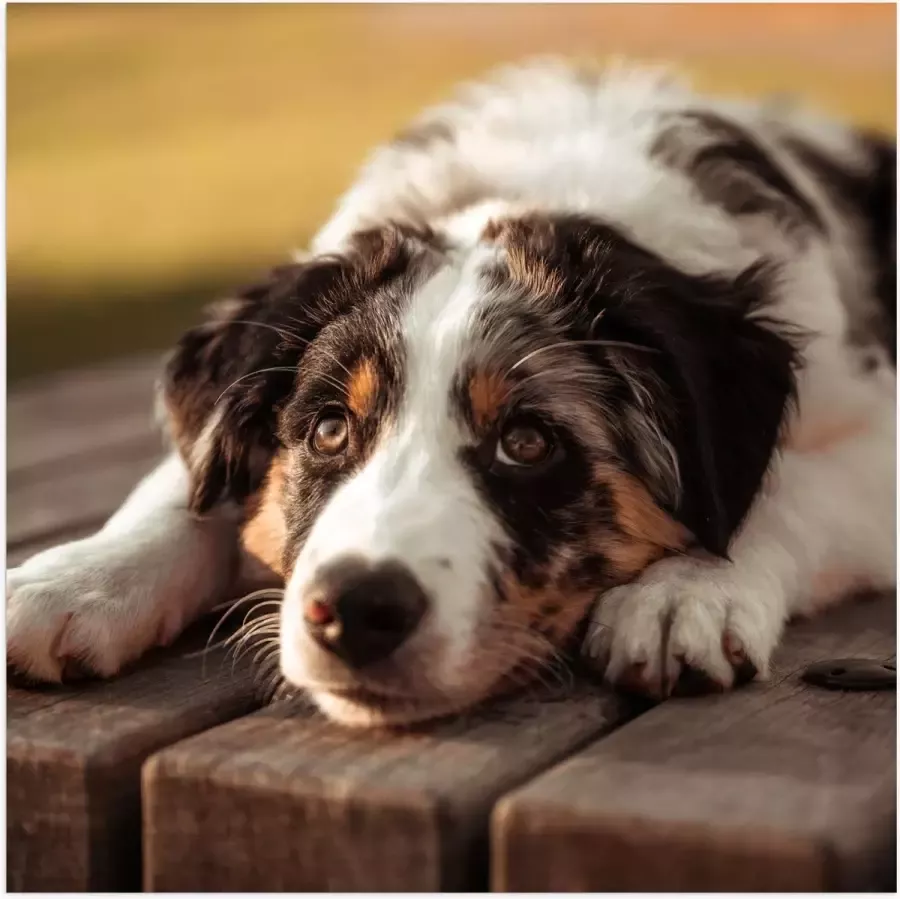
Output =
[
  {"x1": 160, "y1": 257, "x2": 352, "y2": 514},
  {"x1": 160, "y1": 226, "x2": 435, "y2": 514},
  {"x1": 628, "y1": 266, "x2": 799, "y2": 556},
  {"x1": 594, "y1": 258, "x2": 801, "y2": 557},
  {"x1": 492, "y1": 213, "x2": 801, "y2": 557}
]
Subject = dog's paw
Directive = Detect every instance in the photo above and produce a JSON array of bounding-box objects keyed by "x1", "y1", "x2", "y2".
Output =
[
  {"x1": 582, "y1": 556, "x2": 785, "y2": 699},
  {"x1": 7, "y1": 536, "x2": 188, "y2": 683}
]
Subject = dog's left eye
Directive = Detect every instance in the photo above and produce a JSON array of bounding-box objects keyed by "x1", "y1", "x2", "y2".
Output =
[
  {"x1": 495, "y1": 417, "x2": 554, "y2": 468},
  {"x1": 311, "y1": 410, "x2": 350, "y2": 456}
]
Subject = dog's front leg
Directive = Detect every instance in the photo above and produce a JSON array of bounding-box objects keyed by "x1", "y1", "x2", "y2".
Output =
[
  {"x1": 582, "y1": 409, "x2": 896, "y2": 698},
  {"x1": 7, "y1": 453, "x2": 241, "y2": 682}
]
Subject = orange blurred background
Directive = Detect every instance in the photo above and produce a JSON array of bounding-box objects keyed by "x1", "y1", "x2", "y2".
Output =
[{"x1": 7, "y1": 3, "x2": 896, "y2": 381}]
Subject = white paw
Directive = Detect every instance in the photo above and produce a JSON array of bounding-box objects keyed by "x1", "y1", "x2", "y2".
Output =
[
  {"x1": 7, "y1": 534, "x2": 201, "y2": 683},
  {"x1": 582, "y1": 556, "x2": 786, "y2": 699}
]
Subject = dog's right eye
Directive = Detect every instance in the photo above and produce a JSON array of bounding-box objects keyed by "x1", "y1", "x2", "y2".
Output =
[
  {"x1": 311, "y1": 410, "x2": 349, "y2": 456},
  {"x1": 494, "y1": 414, "x2": 557, "y2": 470}
]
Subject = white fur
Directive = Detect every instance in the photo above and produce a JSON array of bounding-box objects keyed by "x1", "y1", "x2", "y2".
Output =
[
  {"x1": 8, "y1": 59, "x2": 896, "y2": 716},
  {"x1": 311, "y1": 59, "x2": 895, "y2": 696},
  {"x1": 283, "y1": 251, "x2": 510, "y2": 703},
  {"x1": 7, "y1": 454, "x2": 238, "y2": 681},
  {"x1": 584, "y1": 389, "x2": 896, "y2": 688}
]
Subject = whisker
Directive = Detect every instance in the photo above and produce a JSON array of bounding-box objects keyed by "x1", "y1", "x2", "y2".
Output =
[
  {"x1": 507, "y1": 338, "x2": 661, "y2": 377},
  {"x1": 225, "y1": 609, "x2": 281, "y2": 644},
  {"x1": 187, "y1": 589, "x2": 284, "y2": 672},
  {"x1": 225, "y1": 319, "x2": 304, "y2": 343},
  {"x1": 285, "y1": 317, "x2": 356, "y2": 380},
  {"x1": 206, "y1": 591, "x2": 284, "y2": 617},
  {"x1": 215, "y1": 367, "x2": 299, "y2": 406}
]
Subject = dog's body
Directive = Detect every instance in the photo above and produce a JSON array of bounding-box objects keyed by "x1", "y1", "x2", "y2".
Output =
[{"x1": 8, "y1": 61, "x2": 895, "y2": 727}]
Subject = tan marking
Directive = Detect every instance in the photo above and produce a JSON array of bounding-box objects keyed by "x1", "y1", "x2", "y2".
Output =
[
  {"x1": 506, "y1": 244, "x2": 564, "y2": 297},
  {"x1": 597, "y1": 535, "x2": 667, "y2": 583},
  {"x1": 787, "y1": 418, "x2": 868, "y2": 454},
  {"x1": 240, "y1": 455, "x2": 289, "y2": 578},
  {"x1": 607, "y1": 470, "x2": 689, "y2": 550},
  {"x1": 347, "y1": 358, "x2": 379, "y2": 418},
  {"x1": 591, "y1": 466, "x2": 690, "y2": 583},
  {"x1": 482, "y1": 217, "x2": 564, "y2": 298},
  {"x1": 809, "y1": 568, "x2": 869, "y2": 608},
  {"x1": 481, "y1": 219, "x2": 506, "y2": 243},
  {"x1": 498, "y1": 551, "x2": 596, "y2": 647},
  {"x1": 468, "y1": 370, "x2": 512, "y2": 430}
]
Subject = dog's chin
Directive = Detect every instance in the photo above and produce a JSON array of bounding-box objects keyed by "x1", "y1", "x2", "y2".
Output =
[{"x1": 306, "y1": 684, "x2": 485, "y2": 729}]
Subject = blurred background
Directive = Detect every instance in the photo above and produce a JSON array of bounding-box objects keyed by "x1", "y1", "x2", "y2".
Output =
[{"x1": 8, "y1": 3, "x2": 896, "y2": 383}]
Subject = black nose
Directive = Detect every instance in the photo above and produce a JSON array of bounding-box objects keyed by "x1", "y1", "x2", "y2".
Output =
[{"x1": 303, "y1": 556, "x2": 429, "y2": 668}]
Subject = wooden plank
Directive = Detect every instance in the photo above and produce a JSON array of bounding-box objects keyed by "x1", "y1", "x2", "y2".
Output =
[
  {"x1": 7, "y1": 622, "x2": 264, "y2": 892},
  {"x1": 492, "y1": 593, "x2": 897, "y2": 892},
  {"x1": 8, "y1": 354, "x2": 165, "y2": 553},
  {"x1": 7, "y1": 524, "x2": 98, "y2": 567},
  {"x1": 8, "y1": 354, "x2": 162, "y2": 477},
  {"x1": 7, "y1": 445, "x2": 164, "y2": 549},
  {"x1": 142, "y1": 683, "x2": 648, "y2": 891},
  {"x1": 7, "y1": 353, "x2": 160, "y2": 419},
  {"x1": 7, "y1": 355, "x2": 273, "y2": 891}
]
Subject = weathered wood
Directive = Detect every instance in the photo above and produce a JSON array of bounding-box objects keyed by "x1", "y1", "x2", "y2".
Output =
[
  {"x1": 7, "y1": 627, "x2": 263, "y2": 892},
  {"x1": 8, "y1": 446, "x2": 164, "y2": 549},
  {"x1": 7, "y1": 357, "x2": 266, "y2": 892},
  {"x1": 8, "y1": 356, "x2": 897, "y2": 892},
  {"x1": 142, "y1": 683, "x2": 647, "y2": 891},
  {"x1": 8, "y1": 355, "x2": 161, "y2": 477},
  {"x1": 7, "y1": 525, "x2": 99, "y2": 568},
  {"x1": 492, "y1": 594, "x2": 897, "y2": 892},
  {"x1": 7, "y1": 355, "x2": 164, "y2": 552}
]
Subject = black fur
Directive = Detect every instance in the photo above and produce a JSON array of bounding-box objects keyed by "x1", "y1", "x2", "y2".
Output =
[
  {"x1": 162, "y1": 227, "x2": 434, "y2": 516},
  {"x1": 652, "y1": 111, "x2": 825, "y2": 231},
  {"x1": 163, "y1": 259, "x2": 351, "y2": 513},
  {"x1": 492, "y1": 214, "x2": 801, "y2": 557},
  {"x1": 785, "y1": 133, "x2": 897, "y2": 361},
  {"x1": 165, "y1": 213, "x2": 799, "y2": 585}
]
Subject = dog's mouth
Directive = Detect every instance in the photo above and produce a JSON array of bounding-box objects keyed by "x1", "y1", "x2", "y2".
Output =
[
  {"x1": 307, "y1": 681, "x2": 477, "y2": 728},
  {"x1": 325, "y1": 684, "x2": 411, "y2": 705}
]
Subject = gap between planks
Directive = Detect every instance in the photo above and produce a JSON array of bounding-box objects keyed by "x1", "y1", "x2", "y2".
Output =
[
  {"x1": 7, "y1": 355, "x2": 270, "y2": 892},
  {"x1": 492, "y1": 593, "x2": 897, "y2": 892},
  {"x1": 142, "y1": 682, "x2": 647, "y2": 891}
]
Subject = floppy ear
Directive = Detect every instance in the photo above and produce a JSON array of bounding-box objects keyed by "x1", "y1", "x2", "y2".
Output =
[
  {"x1": 160, "y1": 226, "x2": 434, "y2": 514},
  {"x1": 160, "y1": 257, "x2": 353, "y2": 514},
  {"x1": 494, "y1": 213, "x2": 801, "y2": 557},
  {"x1": 602, "y1": 261, "x2": 802, "y2": 557}
]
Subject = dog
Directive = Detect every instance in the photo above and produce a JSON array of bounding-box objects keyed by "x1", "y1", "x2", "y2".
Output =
[{"x1": 7, "y1": 60, "x2": 896, "y2": 727}]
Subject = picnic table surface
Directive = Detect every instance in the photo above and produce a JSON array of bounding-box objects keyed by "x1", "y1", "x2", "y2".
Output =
[{"x1": 7, "y1": 356, "x2": 897, "y2": 892}]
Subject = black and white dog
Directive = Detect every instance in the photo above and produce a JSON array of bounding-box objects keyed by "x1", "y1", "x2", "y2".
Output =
[{"x1": 8, "y1": 61, "x2": 896, "y2": 727}]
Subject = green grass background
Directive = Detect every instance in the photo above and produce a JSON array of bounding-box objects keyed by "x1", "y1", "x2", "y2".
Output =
[{"x1": 8, "y1": 3, "x2": 896, "y2": 382}]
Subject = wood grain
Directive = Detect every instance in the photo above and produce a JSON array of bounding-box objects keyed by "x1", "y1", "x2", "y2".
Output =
[
  {"x1": 8, "y1": 445, "x2": 165, "y2": 549},
  {"x1": 7, "y1": 625, "x2": 264, "y2": 892},
  {"x1": 7, "y1": 358, "x2": 266, "y2": 891},
  {"x1": 492, "y1": 594, "x2": 897, "y2": 892},
  {"x1": 7, "y1": 355, "x2": 165, "y2": 551},
  {"x1": 143, "y1": 683, "x2": 647, "y2": 891},
  {"x1": 8, "y1": 355, "x2": 161, "y2": 477}
]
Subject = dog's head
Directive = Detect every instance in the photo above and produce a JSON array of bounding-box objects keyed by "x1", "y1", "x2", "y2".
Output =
[{"x1": 162, "y1": 214, "x2": 797, "y2": 726}]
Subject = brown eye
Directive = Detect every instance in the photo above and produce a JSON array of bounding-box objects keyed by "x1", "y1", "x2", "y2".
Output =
[
  {"x1": 311, "y1": 411, "x2": 349, "y2": 456},
  {"x1": 496, "y1": 418, "x2": 553, "y2": 468}
]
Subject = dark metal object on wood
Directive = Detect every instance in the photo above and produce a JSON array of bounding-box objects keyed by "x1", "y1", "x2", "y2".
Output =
[
  {"x1": 7, "y1": 358, "x2": 898, "y2": 892},
  {"x1": 142, "y1": 686, "x2": 643, "y2": 891},
  {"x1": 802, "y1": 655, "x2": 896, "y2": 691},
  {"x1": 492, "y1": 595, "x2": 897, "y2": 892}
]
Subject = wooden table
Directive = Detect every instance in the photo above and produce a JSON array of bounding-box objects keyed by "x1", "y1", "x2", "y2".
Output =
[{"x1": 7, "y1": 357, "x2": 897, "y2": 892}]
